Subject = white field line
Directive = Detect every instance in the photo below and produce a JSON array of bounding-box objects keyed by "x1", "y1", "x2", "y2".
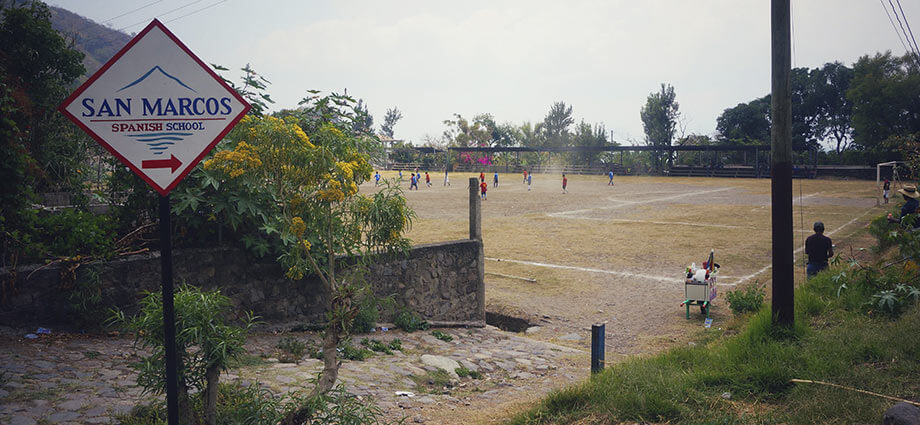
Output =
[
  {"x1": 549, "y1": 187, "x2": 733, "y2": 219},
  {"x1": 486, "y1": 257, "x2": 741, "y2": 287},
  {"x1": 720, "y1": 207, "x2": 877, "y2": 286},
  {"x1": 486, "y1": 257, "x2": 675, "y2": 284},
  {"x1": 558, "y1": 217, "x2": 753, "y2": 230}
]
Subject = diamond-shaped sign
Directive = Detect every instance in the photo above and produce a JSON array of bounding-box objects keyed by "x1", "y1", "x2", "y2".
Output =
[{"x1": 60, "y1": 19, "x2": 250, "y2": 195}]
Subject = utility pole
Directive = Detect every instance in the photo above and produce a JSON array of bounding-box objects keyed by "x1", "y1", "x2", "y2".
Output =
[{"x1": 771, "y1": 0, "x2": 794, "y2": 327}]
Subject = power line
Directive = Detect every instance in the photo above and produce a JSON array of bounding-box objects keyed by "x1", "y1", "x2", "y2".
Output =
[
  {"x1": 889, "y1": 0, "x2": 920, "y2": 61},
  {"x1": 117, "y1": 0, "x2": 206, "y2": 32},
  {"x1": 881, "y1": 0, "x2": 912, "y2": 56},
  {"x1": 165, "y1": 0, "x2": 229, "y2": 24},
  {"x1": 103, "y1": 0, "x2": 163, "y2": 24},
  {"x1": 895, "y1": 0, "x2": 920, "y2": 63}
]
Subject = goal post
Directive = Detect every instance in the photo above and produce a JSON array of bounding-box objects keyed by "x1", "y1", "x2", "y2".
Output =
[{"x1": 877, "y1": 161, "x2": 902, "y2": 205}]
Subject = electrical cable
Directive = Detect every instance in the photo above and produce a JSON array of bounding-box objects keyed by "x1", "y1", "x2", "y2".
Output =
[
  {"x1": 895, "y1": 0, "x2": 920, "y2": 65},
  {"x1": 164, "y1": 0, "x2": 228, "y2": 24},
  {"x1": 116, "y1": 0, "x2": 205, "y2": 32},
  {"x1": 103, "y1": 0, "x2": 163, "y2": 24},
  {"x1": 889, "y1": 0, "x2": 920, "y2": 61},
  {"x1": 880, "y1": 0, "x2": 913, "y2": 57}
]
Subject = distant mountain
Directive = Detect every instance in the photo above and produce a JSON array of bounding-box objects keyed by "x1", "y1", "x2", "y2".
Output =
[{"x1": 47, "y1": 4, "x2": 131, "y2": 79}]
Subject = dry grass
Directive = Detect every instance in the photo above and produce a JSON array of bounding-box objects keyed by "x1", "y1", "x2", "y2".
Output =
[{"x1": 364, "y1": 173, "x2": 880, "y2": 348}]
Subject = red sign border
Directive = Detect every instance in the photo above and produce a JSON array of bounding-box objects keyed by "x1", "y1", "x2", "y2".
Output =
[{"x1": 59, "y1": 19, "x2": 251, "y2": 196}]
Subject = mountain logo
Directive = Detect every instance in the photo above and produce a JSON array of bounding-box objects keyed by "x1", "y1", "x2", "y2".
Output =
[{"x1": 118, "y1": 65, "x2": 196, "y2": 92}]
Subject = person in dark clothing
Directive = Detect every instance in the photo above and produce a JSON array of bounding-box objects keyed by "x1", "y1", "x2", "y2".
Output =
[
  {"x1": 805, "y1": 221, "x2": 833, "y2": 278},
  {"x1": 883, "y1": 178, "x2": 891, "y2": 204},
  {"x1": 898, "y1": 185, "x2": 920, "y2": 224}
]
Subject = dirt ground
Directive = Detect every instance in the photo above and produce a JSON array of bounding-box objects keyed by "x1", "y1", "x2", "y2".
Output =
[{"x1": 365, "y1": 172, "x2": 883, "y2": 422}]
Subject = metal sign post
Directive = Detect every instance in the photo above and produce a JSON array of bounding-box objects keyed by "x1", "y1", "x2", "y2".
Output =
[
  {"x1": 59, "y1": 19, "x2": 250, "y2": 424},
  {"x1": 159, "y1": 194, "x2": 179, "y2": 422}
]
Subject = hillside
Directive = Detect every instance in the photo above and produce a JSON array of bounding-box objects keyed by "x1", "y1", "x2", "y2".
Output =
[{"x1": 47, "y1": 4, "x2": 131, "y2": 78}]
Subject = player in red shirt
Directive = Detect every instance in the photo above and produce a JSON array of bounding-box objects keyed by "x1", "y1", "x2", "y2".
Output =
[
  {"x1": 480, "y1": 181, "x2": 488, "y2": 200},
  {"x1": 562, "y1": 173, "x2": 568, "y2": 194},
  {"x1": 425, "y1": 172, "x2": 431, "y2": 188},
  {"x1": 479, "y1": 171, "x2": 485, "y2": 183}
]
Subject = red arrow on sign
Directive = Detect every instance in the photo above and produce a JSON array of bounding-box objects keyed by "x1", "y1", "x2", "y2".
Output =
[{"x1": 142, "y1": 154, "x2": 182, "y2": 173}]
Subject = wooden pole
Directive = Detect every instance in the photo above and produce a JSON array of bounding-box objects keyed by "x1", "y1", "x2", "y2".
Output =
[{"x1": 771, "y1": 0, "x2": 794, "y2": 327}]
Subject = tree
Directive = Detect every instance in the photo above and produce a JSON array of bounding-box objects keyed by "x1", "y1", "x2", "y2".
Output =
[
  {"x1": 1, "y1": 0, "x2": 89, "y2": 269},
  {"x1": 542, "y1": 101, "x2": 574, "y2": 148},
  {"x1": 572, "y1": 121, "x2": 609, "y2": 165},
  {"x1": 353, "y1": 99, "x2": 374, "y2": 135},
  {"x1": 640, "y1": 84, "x2": 680, "y2": 171},
  {"x1": 813, "y1": 62, "x2": 854, "y2": 154},
  {"x1": 380, "y1": 106, "x2": 402, "y2": 138},
  {"x1": 203, "y1": 104, "x2": 414, "y2": 423},
  {"x1": 716, "y1": 96, "x2": 771, "y2": 144},
  {"x1": 442, "y1": 113, "x2": 492, "y2": 165},
  {"x1": 848, "y1": 51, "x2": 920, "y2": 150}
]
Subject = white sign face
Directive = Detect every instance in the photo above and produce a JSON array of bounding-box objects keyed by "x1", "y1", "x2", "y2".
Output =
[{"x1": 60, "y1": 19, "x2": 250, "y2": 195}]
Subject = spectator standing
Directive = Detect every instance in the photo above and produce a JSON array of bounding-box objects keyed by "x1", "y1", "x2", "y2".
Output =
[{"x1": 805, "y1": 221, "x2": 833, "y2": 278}]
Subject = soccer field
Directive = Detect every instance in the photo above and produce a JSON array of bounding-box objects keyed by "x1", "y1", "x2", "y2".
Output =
[{"x1": 364, "y1": 172, "x2": 881, "y2": 356}]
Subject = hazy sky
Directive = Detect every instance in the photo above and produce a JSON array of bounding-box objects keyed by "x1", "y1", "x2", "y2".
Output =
[{"x1": 49, "y1": 0, "x2": 916, "y2": 145}]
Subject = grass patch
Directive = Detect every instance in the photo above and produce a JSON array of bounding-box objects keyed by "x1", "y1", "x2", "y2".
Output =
[
  {"x1": 507, "y1": 272, "x2": 920, "y2": 424},
  {"x1": 411, "y1": 369, "x2": 454, "y2": 393},
  {"x1": 455, "y1": 366, "x2": 482, "y2": 379},
  {"x1": 431, "y1": 330, "x2": 453, "y2": 342}
]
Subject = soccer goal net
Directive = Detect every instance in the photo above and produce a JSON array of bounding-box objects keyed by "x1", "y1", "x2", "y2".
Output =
[{"x1": 877, "y1": 161, "x2": 906, "y2": 205}]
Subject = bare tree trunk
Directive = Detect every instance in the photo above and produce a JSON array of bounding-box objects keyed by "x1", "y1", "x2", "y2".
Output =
[
  {"x1": 178, "y1": 383, "x2": 194, "y2": 425},
  {"x1": 204, "y1": 365, "x2": 219, "y2": 425},
  {"x1": 314, "y1": 326, "x2": 341, "y2": 395}
]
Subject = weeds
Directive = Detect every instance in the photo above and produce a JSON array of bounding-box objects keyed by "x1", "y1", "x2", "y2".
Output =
[
  {"x1": 431, "y1": 330, "x2": 453, "y2": 342},
  {"x1": 276, "y1": 336, "x2": 307, "y2": 364},
  {"x1": 725, "y1": 284, "x2": 765, "y2": 315},
  {"x1": 393, "y1": 309, "x2": 428, "y2": 332}
]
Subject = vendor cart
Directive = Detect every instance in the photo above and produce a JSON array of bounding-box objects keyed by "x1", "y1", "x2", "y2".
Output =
[{"x1": 681, "y1": 250, "x2": 719, "y2": 319}]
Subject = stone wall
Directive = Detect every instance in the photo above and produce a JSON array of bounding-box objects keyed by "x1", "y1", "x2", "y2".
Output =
[{"x1": 0, "y1": 239, "x2": 485, "y2": 329}]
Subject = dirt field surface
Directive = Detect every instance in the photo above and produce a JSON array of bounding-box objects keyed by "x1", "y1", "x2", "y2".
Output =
[{"x1": 371, "y1": 172, "x2": 884, "y2": 422}]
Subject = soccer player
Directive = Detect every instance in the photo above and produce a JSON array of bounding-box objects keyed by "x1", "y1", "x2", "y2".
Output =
[
  {"x1": 562, "y1": 173, "x2": 568, "y2": 194},
  {"x1": 493, "y1": 172, "x2": 499, "y2": 188},
  {"x1": 527, "y1": 172, "x2": 532, "y2": 191},
  {"x1": 523, "y1": 169, "x2": 528, "y2": 184},
  {"x1": 480, "y1": 180, "x2": 488, "y2": 200},
  {"x1": 425, "y1": 172, "x2": 431, "y2": 188},
  {"x1": 608, "y1": 170, "x2": 614, "y2": 186},
  {"x1": 883, "y1": 178, "x2": 891, "y2": 204},
  {"x1": 479, "y1": 171, "x2": 485, "y2": 183},
  {"x1": 374, "y1": 171, "x2": 381, "y2": 186},
  {"x1": 444, "y1": 170, "x2": 450, "y2": 186}
]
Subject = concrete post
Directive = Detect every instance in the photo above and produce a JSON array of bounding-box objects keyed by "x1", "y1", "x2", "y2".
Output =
[
  {"x1": 469, "y1": 177, "x2": 481, "y2": 241},
  {"x1": 469, "y1": 177, "x2": 486, "y2": 325}
]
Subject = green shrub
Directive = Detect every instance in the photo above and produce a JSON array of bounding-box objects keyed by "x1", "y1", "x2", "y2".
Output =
[
  {"x1": 726, "y1": 284, "x2": 765, "y2": 314},
  {"x1": 276, "y1": 336, "x2": 307, "y2": 364},
  {"x1": 340, "y1": 340, "x2": 374, "y2": 361},
  {"x1": 116, "y1": 381, "x2": 399, "y2": 425},
  {"x1": 109, "y1": 285, "x2": 254, "y2": 424},
  {"x1": 32, "y1": 209, "x2": 116, "y2": 259},
  {"x1": 68, "y1": 263, "x2": 107, "y2": 327},
  {"x1": 360, "y1": 338, "x2": 397, "y2": 355},
  {"x1": 350, "y1": 293, "x2": 380, "y2": 334},
  {"x1": 868, "y1": 211, "x2": 899, "y2": 251},
  {"x1": 431, "y1": 330, "x2": 453, "y2": 342},
  {"x1": 393, "y1": 309, "x2": 428, "y2": 332},
  {"x1": 455, "y1": 366, "x2": 482, "y2": 379},
  {"x1": 387, "y1": 338, "x2": 402, "y2": 351}
]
